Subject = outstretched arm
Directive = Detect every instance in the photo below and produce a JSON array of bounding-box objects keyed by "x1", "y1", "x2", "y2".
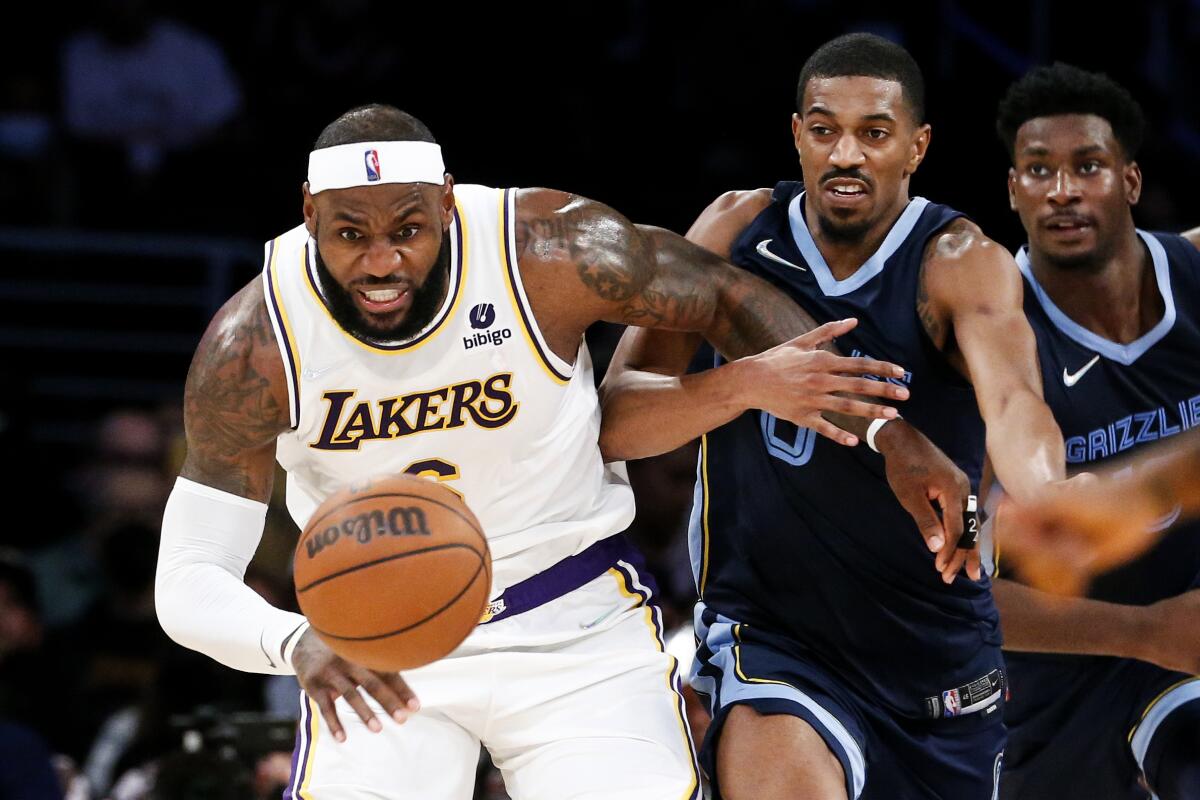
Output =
[
  {"x1": 994, "y1": 578, "x2": 1200, "y2": 674},
  {"x1": 559, "y1": 189, "x2": 907, "y2": 460},
  {"x1": 999, "y1": 429, "x2": 1200, "y2": 595},
  {"x1": 921, "y1": 219, "x2": 1066, "y2": 501}
]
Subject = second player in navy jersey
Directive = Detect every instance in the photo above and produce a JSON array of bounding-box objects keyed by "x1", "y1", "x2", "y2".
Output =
[
  {"x1": 601, "y1": 34, "x2": 1071, "y2": 800},
  {"x1": 988, "y1": 63, "x2": 1200, "y2": 800}
]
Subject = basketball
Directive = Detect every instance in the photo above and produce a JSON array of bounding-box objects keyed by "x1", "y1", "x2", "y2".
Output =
[{"x1": 293, "y1": 474, "x2": 491, "y2": 672}]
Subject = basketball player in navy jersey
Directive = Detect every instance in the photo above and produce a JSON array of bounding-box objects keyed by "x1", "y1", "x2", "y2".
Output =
[
  {"x1": 600, "y1": 33, "x2": 1070, "y2": 799},
  {"x1": 153, "y1": 103, "x2": 915, "y2": 799},
  {"x1": 986, "y1": 63, "x2": 1200, "y2": 800}
]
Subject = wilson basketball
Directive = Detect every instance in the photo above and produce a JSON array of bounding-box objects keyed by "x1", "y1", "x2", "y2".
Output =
[{"x1": 293, "y1": 474, "x2": 491, "y2": 672}]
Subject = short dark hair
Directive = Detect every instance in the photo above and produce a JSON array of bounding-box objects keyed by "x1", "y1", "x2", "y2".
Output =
[
  {"x1": 314, "y1": 104, "x2": 436, "y2": 150},
  {"x1": 796, "y1": 33, "x2": 926, "y2": 124},
  {"x1": 996, "y1": 63, "x2": 1145, "y2": 160}
]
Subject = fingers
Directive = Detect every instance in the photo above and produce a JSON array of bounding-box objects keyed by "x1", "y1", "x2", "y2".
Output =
[
  {"x1": 327, "y1": 673, "x2": 383, "y2": 736},
  {"x1": 808, "y1": 417, "x2": 860, "y2": 447},
  {"x1": 967, "y1": 548, "x2": 982, "y2": 581},
  {"x1": 831, "y1": 360, "x2": 911, "y2": 389},
  {"x1": 826, "y1": 374, "x2": 910, "y2": 401},
  {"x1": 308, "y1": 668, "x2": 421, "y2": 743},
  {"x1": 894, "y1": 490, "x2": 947, "y2": 555},
  {"x1": 792, "y1": 318, "x2": 858, "y2": 349},
  {"x1": 311, "y1": 683, "x2": 349, "y2": 743},
  {"x1": 816, "y1": 395, "x2": 900, "y2": 421},
  {"x1": 932, "y1": 492, "x2": 965, "y2": 576},
  {"x1": 355, "y1": 670, "x2": 421, "y2": 724}
]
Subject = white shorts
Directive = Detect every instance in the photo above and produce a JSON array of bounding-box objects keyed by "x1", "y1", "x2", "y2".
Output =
[{"x1": 285, "y1": 560, "x2": 702, "y2": 799}]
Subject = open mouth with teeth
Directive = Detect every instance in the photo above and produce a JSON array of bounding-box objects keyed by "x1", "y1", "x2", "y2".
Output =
[
  {"x1": 355, "y1": 286, "x2": 411, "y2": 315},
  {"x1": 1044, "y1": 218, "x2": 1093, "y2": 233},
  {"x1": 823, "y1": 180, "x2": 870, "y2": 204}
]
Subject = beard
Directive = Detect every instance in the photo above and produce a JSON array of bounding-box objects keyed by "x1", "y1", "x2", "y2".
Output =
[
  {"x1": 816, "y1": 210, "x2": 874, "y2": 244},
  {"x1": 313, "y1": 230, "x2": 452, "y2": 344}
]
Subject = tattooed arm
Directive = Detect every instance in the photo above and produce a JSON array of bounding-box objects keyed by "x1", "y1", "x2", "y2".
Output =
[
  {"x1": 179, "y1": 279, "x2": 291, "y2": 499},
  {"x1": 918, "y1": 218, "x2": 1065, "y2": 502},
  {"x1": 513, "y1": 188, "x2": 908, "y2": 459},
  {"x1": 161, "y1": 279, "x2": 419, "y2": 739}
]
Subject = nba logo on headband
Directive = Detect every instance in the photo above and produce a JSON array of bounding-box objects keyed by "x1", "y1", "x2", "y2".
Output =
[{"x1": 364, "y1": 149, "x2": 381, "y2": 182}]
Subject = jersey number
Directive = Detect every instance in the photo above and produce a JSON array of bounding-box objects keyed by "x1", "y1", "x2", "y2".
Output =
[
  {"x1": 404, "y1": 458, "x2": 463, "y2": 498},
  {"x1": 760, "y1": 413, "x2": 816, "y2": 467}
]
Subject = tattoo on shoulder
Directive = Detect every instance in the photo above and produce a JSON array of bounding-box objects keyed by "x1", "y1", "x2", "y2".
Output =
[
  {"x1": 180, "y1": 282, "x2": 289, "y2": 497},
  {"x1": 515, "y1": 194, "x2": 645, "y2": 302},
  {"x1": 515, "y1": 192, "x2": 719, "y2": 328}
]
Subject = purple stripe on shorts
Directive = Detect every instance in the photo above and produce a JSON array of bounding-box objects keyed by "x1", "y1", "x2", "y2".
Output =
[
  {"x1": 481, "y1": 534, "x2": 640, "y2": 625},
  {"x1": 283, "y1": 693, "x2": 312, "y2": 800}
]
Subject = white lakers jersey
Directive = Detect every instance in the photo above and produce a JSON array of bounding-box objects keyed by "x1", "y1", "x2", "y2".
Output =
[{"x1": 261, "y1": 184, "x2": 635, "y2": 594}]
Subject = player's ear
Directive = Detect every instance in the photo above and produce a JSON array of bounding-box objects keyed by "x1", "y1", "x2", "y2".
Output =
[
  {"x1": 303, "y1": 183, "x2": 317, "y2": 237},
  {"x1": 440, "y1": 175, "x2": 456, "y2": 229},
  {"x1": 904, "y1": 124, "x2": 931, "y2": 177},
  {"x1": 791, "y1": 113, "x2": 803, "y2": 150},
  {"x1": 1124, "y1": 161, "x2": 1142, "y2": 207},
  {"x1": 1007, "y1": 168, "x2": 1018, "y2": 212}
]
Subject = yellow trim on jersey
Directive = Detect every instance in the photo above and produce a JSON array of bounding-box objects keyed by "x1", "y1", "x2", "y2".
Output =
[
  {"x1": 299, "y1": 692, "x2": 320, "y2": 799},
  {"x1": 732, "y1": 624, "x2": 793, "y2": 689},
  {"x1": 1127, "y1": 677, "x2": 1200, "y2": 744},
  {"x1": 698, "y1": 434, "x2": 712, "y2": 596},
  {"x1": 607, "y1": 567, "x2": 701, "y2": 800},
  {"x1": 302, "y1": 202, "x2": 469, "y2": 355},
  {"x1": 499, "y1": 190, "x2": 571, "y2": 386},
  {"x1": 267, "y1": 235, "x2": 302, "y2": 409}
]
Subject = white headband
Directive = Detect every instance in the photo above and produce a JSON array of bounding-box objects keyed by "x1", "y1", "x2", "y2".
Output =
[{"x1": 307, "y1": 141, "x2": 445, "y2": 194}]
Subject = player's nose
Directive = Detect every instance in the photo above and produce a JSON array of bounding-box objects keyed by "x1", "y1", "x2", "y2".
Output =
[
  {"x1": 359, "y1": 236, "x2": 404, "y2": 277},
  {"x1": 829, "y1": 133, "x2": 866, "y2": 167},
  {"x1": 1047, "y1": 169, "x2": 1082, "y2": 204}
]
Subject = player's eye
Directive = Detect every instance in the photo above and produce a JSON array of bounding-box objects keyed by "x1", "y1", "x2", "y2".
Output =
[
  {"x1": 1079, "y1": 161, "x2": 1101, "y2": 174},
  {"x1": 395, "y1": 225, "x2": 420, "y2": 240},
  {"x1": 339, "y1": 229, "x2": 363, "y2": 242},
  {"x1": 1026, "y1": 164, "x2": 1050, "y2": 177},
  {"x1": 865, "y1": 128, "x2": 889, "y2": 140},
  {"x1": 810, "y1": 125, "x2": 834, "y2": 136}
]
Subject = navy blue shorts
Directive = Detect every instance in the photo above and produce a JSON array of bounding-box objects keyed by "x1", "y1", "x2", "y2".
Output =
[
  {"x1": 691, "y1": 608, "x2": 1006, "y2": 799},
  {"x1": 1002, "y1": 652, "x2": 1200, "y2": 800}
]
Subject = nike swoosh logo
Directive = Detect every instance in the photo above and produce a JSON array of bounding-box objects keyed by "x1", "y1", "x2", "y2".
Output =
[
  {"x1": 579, "y1": 606, "x2": 621, "y2": 630},
  {"x1": 259, "y1": 630, "x2": 277, "y2": 668},
  {"x1": 302, "y1": 363, "x2": 340, "y2": 380},
  {"x1": 756, "y1": 239, "x2": 806, "y2": 271},
  {"x1": 1062, "y1": 354, "x2": 1100, "y2": 387}
]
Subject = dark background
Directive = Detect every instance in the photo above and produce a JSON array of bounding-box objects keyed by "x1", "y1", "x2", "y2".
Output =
[{"x1": 0, "y1": 1, "x2": 1197, "y2": 797}]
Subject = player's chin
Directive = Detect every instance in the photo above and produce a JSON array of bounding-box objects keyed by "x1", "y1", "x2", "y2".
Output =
[
  {"x1": 355, "y1": 307, "x2": 410, "y2": 335},
  {"x1": 1037, "y1": 234, "x2": 1099, "y2": 267}
]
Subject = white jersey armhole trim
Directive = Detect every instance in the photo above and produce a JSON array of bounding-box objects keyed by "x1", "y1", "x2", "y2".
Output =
[
  {"x1": 501, "y1": 188, "x2": 574, "y2": 384},
  {"x1": 260, "y1": 236, "x2": 301, "y2": 429}
]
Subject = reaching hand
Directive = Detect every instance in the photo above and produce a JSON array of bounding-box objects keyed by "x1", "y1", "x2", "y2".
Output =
[
  {"x1": 291, "y1": 628, "x2": 420, "y2": 743},
  {"x1": 746, "y1": 318, "x2": 910, "y2": 447},
  {"x1": 876, "y1": 420, "x2": 981, "y2": 584},
  {"x1": 996, "y1": 473, "x2": 1170, "y2": 596}
]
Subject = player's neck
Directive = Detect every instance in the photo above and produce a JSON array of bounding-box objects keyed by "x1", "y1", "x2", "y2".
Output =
[
  {"x1": 1030, "y1": 226, "x2": 1164, "y2": 344},
  {"x1": 807, "y1": 194, "x2": 910, "y2": 280}
]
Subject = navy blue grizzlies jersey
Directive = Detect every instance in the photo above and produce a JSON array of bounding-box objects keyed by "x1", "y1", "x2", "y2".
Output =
[
  {"x1": 1007, "y1": 230, "x2": 1200, "y2": 609},
  {"x1": 690, "y1": 181, "x2": 1002, "y2": 718}
]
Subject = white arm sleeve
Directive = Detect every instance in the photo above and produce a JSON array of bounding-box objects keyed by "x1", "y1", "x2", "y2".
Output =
[{"x1": 156, "y1": 477, "x2": 309, "y2": 675}]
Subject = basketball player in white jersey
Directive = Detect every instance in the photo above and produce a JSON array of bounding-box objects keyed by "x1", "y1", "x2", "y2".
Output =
[{"x1": 153, "y1": 104, "x2": 910, "y2": 799}]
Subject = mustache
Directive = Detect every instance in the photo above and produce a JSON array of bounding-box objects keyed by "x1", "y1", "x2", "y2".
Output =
[
  {"x1": 1042, "y1": 212, "x2": 1095, "y2": 226},
  {"x1": 348, "y1": 274, "x2": 414, "y2": 288},
  {"x1": 820, "y1": 167, "x2": 872, "y2": 187}
]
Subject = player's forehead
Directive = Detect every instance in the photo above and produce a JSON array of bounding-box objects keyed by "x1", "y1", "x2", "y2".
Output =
[
  {"x1": 801, "y1": 76, "x2": 908, "y2": 123},
  {"x1": 315, "y1": 182, "x2": 440, "y2": 222},
  {"x1": 1014, "y1": 114, "x2": 1119, "y2": 159}
]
